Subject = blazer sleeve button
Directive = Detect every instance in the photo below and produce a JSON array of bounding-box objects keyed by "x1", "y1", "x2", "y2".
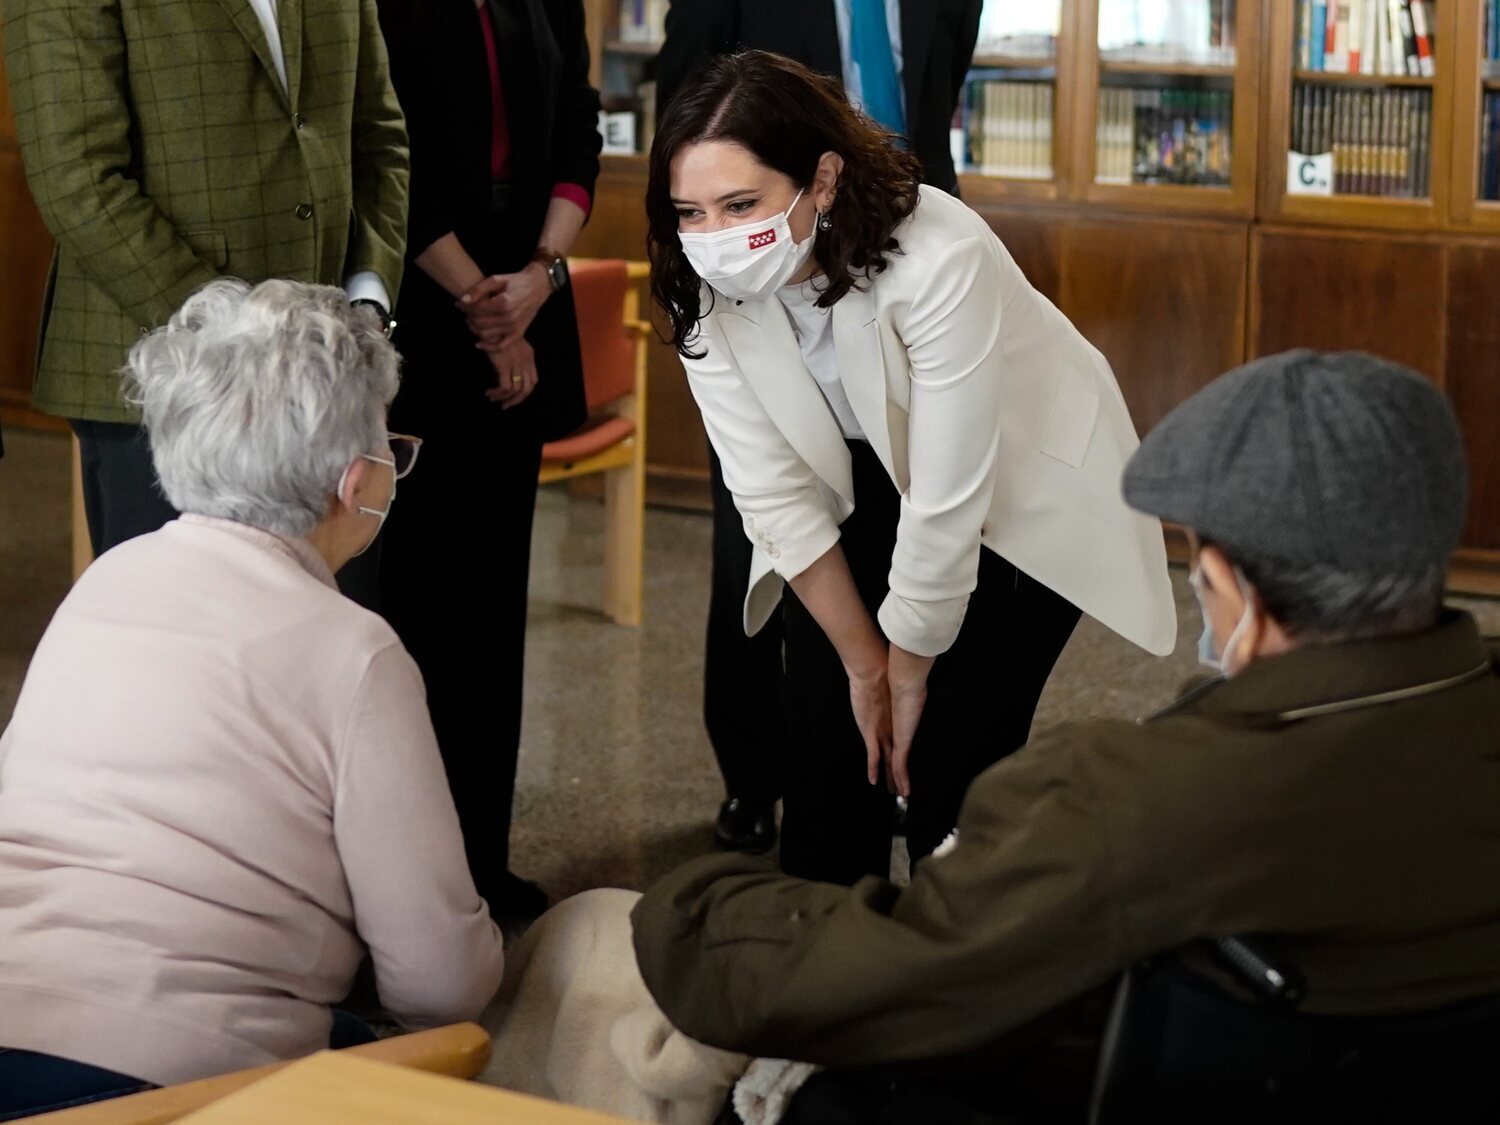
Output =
[
  {"x1": 294, "y1": 113, "x2": 307, "y2": 130},
  {"x1": 295, "y1": 203, "x2": 314, "y2": 220}
]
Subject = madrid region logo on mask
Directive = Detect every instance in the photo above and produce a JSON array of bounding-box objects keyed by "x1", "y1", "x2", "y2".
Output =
[{"x1": 747, "y1": 228, "x2": 778, "y2": 250}]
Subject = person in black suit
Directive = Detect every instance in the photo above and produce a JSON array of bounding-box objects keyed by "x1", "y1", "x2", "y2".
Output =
[
  {"x1": 374, "y1": 0, "x2": 602, "y2": 919},
  {"x1": 654, "y1": 0, "x2": 982, "y2": 854}
]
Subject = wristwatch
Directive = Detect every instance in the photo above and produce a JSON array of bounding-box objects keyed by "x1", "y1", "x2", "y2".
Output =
[
  {"x1": 531, "y1": 248, "x2": 569, "y2": 292},
  {"x1": 350, "y1": 298, "x2": 395, "y2": 338}
]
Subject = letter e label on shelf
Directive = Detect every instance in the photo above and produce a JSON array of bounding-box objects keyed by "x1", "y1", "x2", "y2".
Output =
[{"x1": 1287, "y1": 151, "x2": 1334, "y2": 196}]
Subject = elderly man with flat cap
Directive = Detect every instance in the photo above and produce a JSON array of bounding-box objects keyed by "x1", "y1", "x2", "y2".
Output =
[{"x1": 479, "y1": 350, "x2": 1500, "y2": 1123}]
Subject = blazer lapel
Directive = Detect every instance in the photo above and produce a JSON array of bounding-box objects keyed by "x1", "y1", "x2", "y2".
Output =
[
  {"x1": 214, "y1": 0, "x2": 292, "y2": 110},
  {"x1": 716, "y1": 301, "x2": 854, "y2": 508},
  {"x1": 831, "y1": 287, "x2": 900, "y2": 486},
  {"x1": 899, "y1": 0, "x2": 937, "y2": 127},
  {"x1": 279, "y1": 0, "x2": 304, "y2": 109}
]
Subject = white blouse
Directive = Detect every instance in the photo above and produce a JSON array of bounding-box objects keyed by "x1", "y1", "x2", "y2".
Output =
[{"x1": 775, "y1": 279, "x2": 866, "y2": 442}]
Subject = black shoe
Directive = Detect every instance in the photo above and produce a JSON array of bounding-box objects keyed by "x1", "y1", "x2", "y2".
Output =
[
  {"x1": 481, "y1": 871, "x2": 549, "y2": 921},
  {"x1": 714, "y1": 797, "x2": 777, "y2": 854}
]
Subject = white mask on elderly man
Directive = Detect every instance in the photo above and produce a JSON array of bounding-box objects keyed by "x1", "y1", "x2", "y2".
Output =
[
  {"x1": 679, "y1": 188, "x2": 815, "y2": 303},
  {"x1": 1188, "y1": 564, "x2": 1256, "y2": 676}
]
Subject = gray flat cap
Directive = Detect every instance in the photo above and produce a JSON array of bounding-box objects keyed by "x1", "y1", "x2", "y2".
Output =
[{"x1": 1123, "y1": 349, "x2": 1467, "y2": 573}]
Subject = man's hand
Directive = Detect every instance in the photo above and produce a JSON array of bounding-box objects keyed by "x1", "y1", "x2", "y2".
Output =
[
  {"x1": 483, "y1": 338, "x2": 538, "y2": 409},
  {"x1": 887, "y1": 645, "x2": 936, "y2": 798},
  {"x1": 457, "y1": 263, "x2": 552, "y2": 349}
]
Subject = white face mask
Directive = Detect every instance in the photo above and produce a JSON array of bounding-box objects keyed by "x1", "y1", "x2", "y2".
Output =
[
  {"x1": 338, "y1": 453, "x2": 398, "y2": 559},
  {"x1": 678, "y1": 188, "x2": 815, "y2": 303},
  {"x1": 1188, "y1": 564, "x2": 1256, "y2": 676}
]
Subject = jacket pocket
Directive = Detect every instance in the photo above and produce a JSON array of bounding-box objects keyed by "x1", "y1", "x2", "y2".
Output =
[
  {"x1": 181, "y1": 229, "x2": 229, "y2": 271},
  {"x1": 1037, "y1": 368, "x2": 1100, "y2": 469}
]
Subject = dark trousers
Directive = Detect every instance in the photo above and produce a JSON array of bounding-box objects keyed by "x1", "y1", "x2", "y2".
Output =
[
  {"x1": 379, "y1": 405, "x2": 543, "y2": 902},
  {"x1": 704, "y1": 448, "x2": 787, "y2": 805},
  {"x1": 70, "y1": 420, "x2": 177, "y2": 554},
  {"x1": 68, "y1": 419, "x2": 381, "y2": 609},
  {"x1": 0, "y1": 1012, "x2": 376, "y2": 1121},
  {"x1": 779, "y1": 440, "x2": 1081, "y2": 886}
]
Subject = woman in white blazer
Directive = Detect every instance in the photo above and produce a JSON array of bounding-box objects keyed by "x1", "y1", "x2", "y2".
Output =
[{"x1": 647, "y1": 52, "x2": 1177, "y2": 884}]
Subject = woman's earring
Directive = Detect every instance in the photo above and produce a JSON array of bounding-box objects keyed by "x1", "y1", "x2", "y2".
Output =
[{"x1": 818, "y1": 210, "x2": 833, "y2": 232}]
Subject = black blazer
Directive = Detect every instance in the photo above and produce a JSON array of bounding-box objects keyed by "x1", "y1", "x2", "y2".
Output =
[
  {"x1": 376, "y1": 0, "x2": 603, "y2": 441},
  {"x1": 655, "y1": 0, "x2": 982, "y2": 194}
]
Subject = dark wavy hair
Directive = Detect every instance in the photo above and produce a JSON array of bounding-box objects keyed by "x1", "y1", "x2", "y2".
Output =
[{"x1": 647, "y1": 50, "x2": 923, "y2": 358}]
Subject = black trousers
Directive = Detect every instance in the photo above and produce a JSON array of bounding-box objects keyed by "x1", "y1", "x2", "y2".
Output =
[
  {"x1": 704, "y1": 447, "x2": 787, "y2": 805},
  {"x1": 779, "y1": 439, "x2": 1082, "y2": 885},
  {"x1": 378, "y1": 401, "x2": 543, "y2": 900},
  {"x1": 68, "y1": 419, "x2": 381, "y2": 607},
  {"x1": 70, "y1": 420, "x2": 178, "y2": 554}
]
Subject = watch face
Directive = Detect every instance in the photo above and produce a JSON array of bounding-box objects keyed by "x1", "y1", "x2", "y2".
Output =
[{"x1": 548, "y1": 258, "x2": 568, "y2": 289}]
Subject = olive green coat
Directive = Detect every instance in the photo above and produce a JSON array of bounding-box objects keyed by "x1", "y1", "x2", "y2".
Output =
[
  {"x1": 4, "y1": 0, "x2": 409, "y2": 422},
  {"x1": 634, "y1": 613, "x2": 1500, "y2": 1070}
]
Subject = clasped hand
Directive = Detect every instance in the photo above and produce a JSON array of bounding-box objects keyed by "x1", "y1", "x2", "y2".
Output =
[
  {"x1": 457, "y1": 263, "x2": 550, "y2": 351},
  {"x1": 457, "y1": 265, "x2": 550, "y2": 407},
  {"x1": 847, "y1": 645, "x2": 933, "y2": 800}
]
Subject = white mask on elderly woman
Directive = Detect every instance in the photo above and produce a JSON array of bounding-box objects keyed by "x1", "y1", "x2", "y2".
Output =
[
  {"x1": 338, "y1": 453, "x2": 398, "y2": 559},
  {"x1": 679, "y1": 188, "x2": 815, "y2": 303}
]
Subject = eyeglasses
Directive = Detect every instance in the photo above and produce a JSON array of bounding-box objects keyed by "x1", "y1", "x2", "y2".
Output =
[{"x1": 386, "y1": 433, "x2": 422, "y2": 479}]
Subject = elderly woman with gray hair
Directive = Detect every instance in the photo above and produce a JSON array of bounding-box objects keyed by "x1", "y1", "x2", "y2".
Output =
[{"x1": 0, "y1": 279, "x2": 504, "y2": 1119}]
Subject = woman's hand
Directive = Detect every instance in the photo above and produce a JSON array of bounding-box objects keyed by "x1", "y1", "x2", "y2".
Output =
[
  {"x1": 846, "y1": 656, "x2": 894, "y2": 789},
  {"x1": 483, "y1": 338, "x2": 538, "y2": 408},
  {"x1": 887, "y1": 645, "x2": 935, "y2": 799},
  {"x1": 457, "y1": 263, "x2": 552, "y2": 349}
]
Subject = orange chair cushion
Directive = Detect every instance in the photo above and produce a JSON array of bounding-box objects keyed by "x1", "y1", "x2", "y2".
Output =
[
  {"x1": 542, "y1": 415, "x2": 636, "y2": 463},
  {"x1": 570, "y1": 260, "x2": 636, "y2": 410}
]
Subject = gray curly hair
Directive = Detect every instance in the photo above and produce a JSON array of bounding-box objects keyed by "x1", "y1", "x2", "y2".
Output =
[{"x1": 123, "y1": 278, "x2": 400, "y2": 537}]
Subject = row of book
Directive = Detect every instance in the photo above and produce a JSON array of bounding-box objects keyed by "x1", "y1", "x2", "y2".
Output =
[
  {"x1": 1296, "y1": 1, "x2": 1435, "y2": 77},
  {"x1": 1480, "y1": 92, "x2": 1500, "y2": 200},
  {"x1": 1098, "y1": 0, "x2": 1235, "y2": 65},
  {"x1": 955, "y1": 81, "x2": 1054, "y2": 180},
  {"x1": 616, "y1": 0, "x2": 666, "y2": 45},
  {"x1": 1291, "y1": 85, "x2": 1432, "y2": 196},
  {"x1": 1096, "y1": 86, "x2": 1233, "y2": 186}
]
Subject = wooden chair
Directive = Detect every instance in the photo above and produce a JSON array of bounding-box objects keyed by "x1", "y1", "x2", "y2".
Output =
[
  {"x1": 24, "y1": 1022, "x2": 492, "y2": 1123},
  {"x1": 539, "y1": 259, "x2": 650, "y2": 627}
]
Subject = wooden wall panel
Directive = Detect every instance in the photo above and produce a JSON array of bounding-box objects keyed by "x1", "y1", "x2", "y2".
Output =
[
  {"x1": 1251, "y1": 229, "x2": 1446, "y2": 379},
  {"x1": 1058, "y1": 216, "x2": 1248, "y2": 434},
  {"x1": 0, "y1": 43, "x2": 54, "y2": 411},
  {"x1": 1445, "y1": 243, "x2": 1500, "y2": 552}
]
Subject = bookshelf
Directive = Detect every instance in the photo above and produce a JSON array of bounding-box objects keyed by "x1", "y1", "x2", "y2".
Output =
[
  {"x1": 1077, "y1": 0, "x2": 1260, "y2": 215},
  {"x1": 1452, "y1": 0, "x2": 1500, "y2": 229},
  {"x1": 589, "y1": 0, "x2": 665, "y2": 157},
  {"x1": 955, "y1": 3, "x2": 1070, "y2": 204},
  {"x1": 1261, "y1": 0, "x2": 1456, "y2": 230}
]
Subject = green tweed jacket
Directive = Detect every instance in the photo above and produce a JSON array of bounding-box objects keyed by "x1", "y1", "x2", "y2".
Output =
[{"x1": 4, "y1": 0, "x2": 410, "y2": 422}]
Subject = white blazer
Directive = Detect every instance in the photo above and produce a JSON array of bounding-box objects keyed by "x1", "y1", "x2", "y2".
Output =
[{"x1": 682, "y1": 185, "x2": 1177, "y2": 658}]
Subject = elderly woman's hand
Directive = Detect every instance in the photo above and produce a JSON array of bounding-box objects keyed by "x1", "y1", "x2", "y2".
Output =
[
  {"x1": 483, "y1": 338, "x2": 539, "y2": 409},
  {"x1": 458, "y1": 264, "x2": 552, "y2": 349}
]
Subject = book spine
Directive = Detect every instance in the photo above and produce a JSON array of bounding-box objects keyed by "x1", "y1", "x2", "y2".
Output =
[
  {"x1": 1397, "y1": 2, "x2": 1419, "y2": 75},
  {"x1": 1297, "y1": 1, "x2": 1310, "y2": 69},
  {"x1": 1348, "y1": 0, "x2": 1363, "y2": 73},
  {"x1": 1312, "y1": 2, "x2": 1328, "y2": 70},
  {"x1": 1409, "y1": 0, "x2": 1434, "y2": 77},
  {"x1": 1387, "y1": 0, "x2": 1408, "y2": 74}
]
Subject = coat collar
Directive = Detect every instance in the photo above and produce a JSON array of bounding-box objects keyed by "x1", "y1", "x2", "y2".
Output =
[
  {"x1": 215, "y1": 0, "x2": 300, "y2": 110},
  {"x1": 714, "y1": 294, "x2": 854, "y2": 507},
  {"x1": 175, "y1": 514, "x2": 338, "y2": 591},
  {"x1": 1157, "y1": 612, "x2": 1496, "y2": 726}
]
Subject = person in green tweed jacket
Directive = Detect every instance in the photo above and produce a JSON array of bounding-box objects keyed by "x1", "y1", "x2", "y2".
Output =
[{"x1": 5, "y1": 0, "x2": 410, "y2": 559}]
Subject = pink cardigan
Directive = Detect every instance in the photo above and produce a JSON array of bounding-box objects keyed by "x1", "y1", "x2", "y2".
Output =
[{"x1": 0, "y1": 516, "x2": 504, "y2": 1086}]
